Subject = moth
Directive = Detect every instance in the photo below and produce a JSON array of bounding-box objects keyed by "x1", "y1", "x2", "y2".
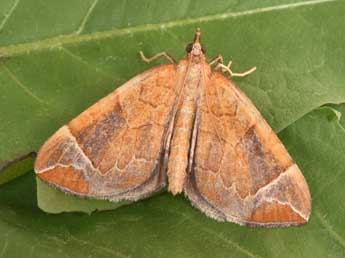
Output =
[{"x1": 35, "y1": 29, "x2": 311, "y2": 227}]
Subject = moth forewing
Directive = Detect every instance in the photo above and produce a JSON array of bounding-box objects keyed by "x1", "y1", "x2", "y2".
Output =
[{"x1": 35, "y1": 64, "x2": 178, "y2": 201}]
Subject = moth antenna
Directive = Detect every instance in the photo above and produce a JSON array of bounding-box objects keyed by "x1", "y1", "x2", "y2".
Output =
[{"x1": 194, "y1": 28, "x2": 201, "y2": 44}]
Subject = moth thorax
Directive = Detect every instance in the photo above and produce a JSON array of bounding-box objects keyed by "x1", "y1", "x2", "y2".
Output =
[{"x1": 192, "y1": 43, "x2": 202, "y2": 56}]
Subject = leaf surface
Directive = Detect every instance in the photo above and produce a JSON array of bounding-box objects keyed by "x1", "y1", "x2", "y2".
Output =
[
  {"x1": 1, "y1": 1, "x2": 345, "y2": 257},
  {"x1": 1, "y1": 0, "x2": 345, "y2": 173},
  {"x1": 1, "y1": 107, "x2": 345, "y2": 258}
]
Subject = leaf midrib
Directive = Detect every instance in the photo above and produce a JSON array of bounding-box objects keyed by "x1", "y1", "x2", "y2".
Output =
[{"x1": 0, "y1": 0, "x2": 337, "y2": 58}]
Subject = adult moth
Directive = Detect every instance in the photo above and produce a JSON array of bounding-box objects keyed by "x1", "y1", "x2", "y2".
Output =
[{"x1": 35, "y1": 29, "x2": 311, "y2": 227}]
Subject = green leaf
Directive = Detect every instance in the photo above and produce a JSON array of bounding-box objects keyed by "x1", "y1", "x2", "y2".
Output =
[
  {"x1": 0, "y1": 152, "x2": 34, "y2": 185},
  {"x1": 1, "y1": 1, "x2": 345, "y2": 256},
  {"x1": 1, "y1": 0, "x2": 345, "y2": 179},
  {"x1": 327, "y1": 103, "x2": 345, "y2": 128},
  {"x1": 36, "y1": 178, "x2": 128, "y2": 214},
  {"x1": 1, "y1": 107, "x2": 345, "y2": 258}
]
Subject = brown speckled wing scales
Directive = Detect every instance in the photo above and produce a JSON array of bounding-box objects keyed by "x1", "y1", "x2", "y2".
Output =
[
  {"x1": 35, "y1": 64, "x2": 178, "y2": 201},
  {"x1": 185, "y1": 71, "x2": 311, "y2": 227}
]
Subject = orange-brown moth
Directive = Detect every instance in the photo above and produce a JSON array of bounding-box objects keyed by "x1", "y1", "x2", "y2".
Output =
[{"x1": 35, "y1": 29, "x2": 311, "y2": 227}]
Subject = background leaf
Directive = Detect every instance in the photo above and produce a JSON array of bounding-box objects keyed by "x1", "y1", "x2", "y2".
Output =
[
  {"x1": 36, "y1": 178, "x2": 128, "y2": 214},
  {"x1": 1, "y1": 108, "x2": 345, "y2": 258},
  {"x1": 1, "y1": 0, "x2": 345, "y2": 257},
  {"x1": 1, "y1": 0, "x2": 345, "y2": 174},
  {"x1": 0, "y1": 152, "x2": 34, "y2": 185}
]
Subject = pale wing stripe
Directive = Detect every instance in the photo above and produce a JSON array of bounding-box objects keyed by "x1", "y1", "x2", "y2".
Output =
[
  {"x1": 252, "y1": 164, "x2": 296, "y2": 198},
  {"x1": 262, "y1": 198, "x2": 309, "y2": 221},
  {"x1": 36, "y1": 126, "x2": 101, "y2": 175}
]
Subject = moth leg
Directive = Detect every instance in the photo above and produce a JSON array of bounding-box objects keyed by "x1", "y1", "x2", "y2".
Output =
[
  {"x1": 216, "y1": 61, "x2": 256, "y2": 78},
  {"x1": 208, "y1": 55, "x2": 223, "y2": 66},
  {"x1": 139, "y1": 51, "x2": 176, "y2": 64}
]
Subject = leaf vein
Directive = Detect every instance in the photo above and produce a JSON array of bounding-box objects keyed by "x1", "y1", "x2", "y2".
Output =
[
  {"x1": 164, "y1": 209, "x2": 261, "y2": 258},
  {"x1": 0, "y1": 228, "x2": 16, "y2": 258},
  {"x1": 76, "y1": 0, "x2": 99, "y2": 35},
  {"x1": 69, "y1": 235, "x2": 131, "y2": 258},
  {"x1": 315, "y1": 208, "x2": 345, "y2": 249},
  {"x1": 1, "y1": 63, "x2": 45, "y2": 104},
  {"x1": 0, "y1": 0, "x2": 338, "y2": 57},
  {"x1": 60, "y1": 46, "x2": 115, "y2": 80},
  {"x1": 0, "y1": 238, "x2": 8, "y2": 258},
  {"x1": 0, "y1": 0, "x2": 20, "y2": 32}
]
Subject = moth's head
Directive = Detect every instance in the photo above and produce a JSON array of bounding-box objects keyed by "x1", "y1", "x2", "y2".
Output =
[{"x1": 186, "y1": 28, "x2": 206, "y2": 56}]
